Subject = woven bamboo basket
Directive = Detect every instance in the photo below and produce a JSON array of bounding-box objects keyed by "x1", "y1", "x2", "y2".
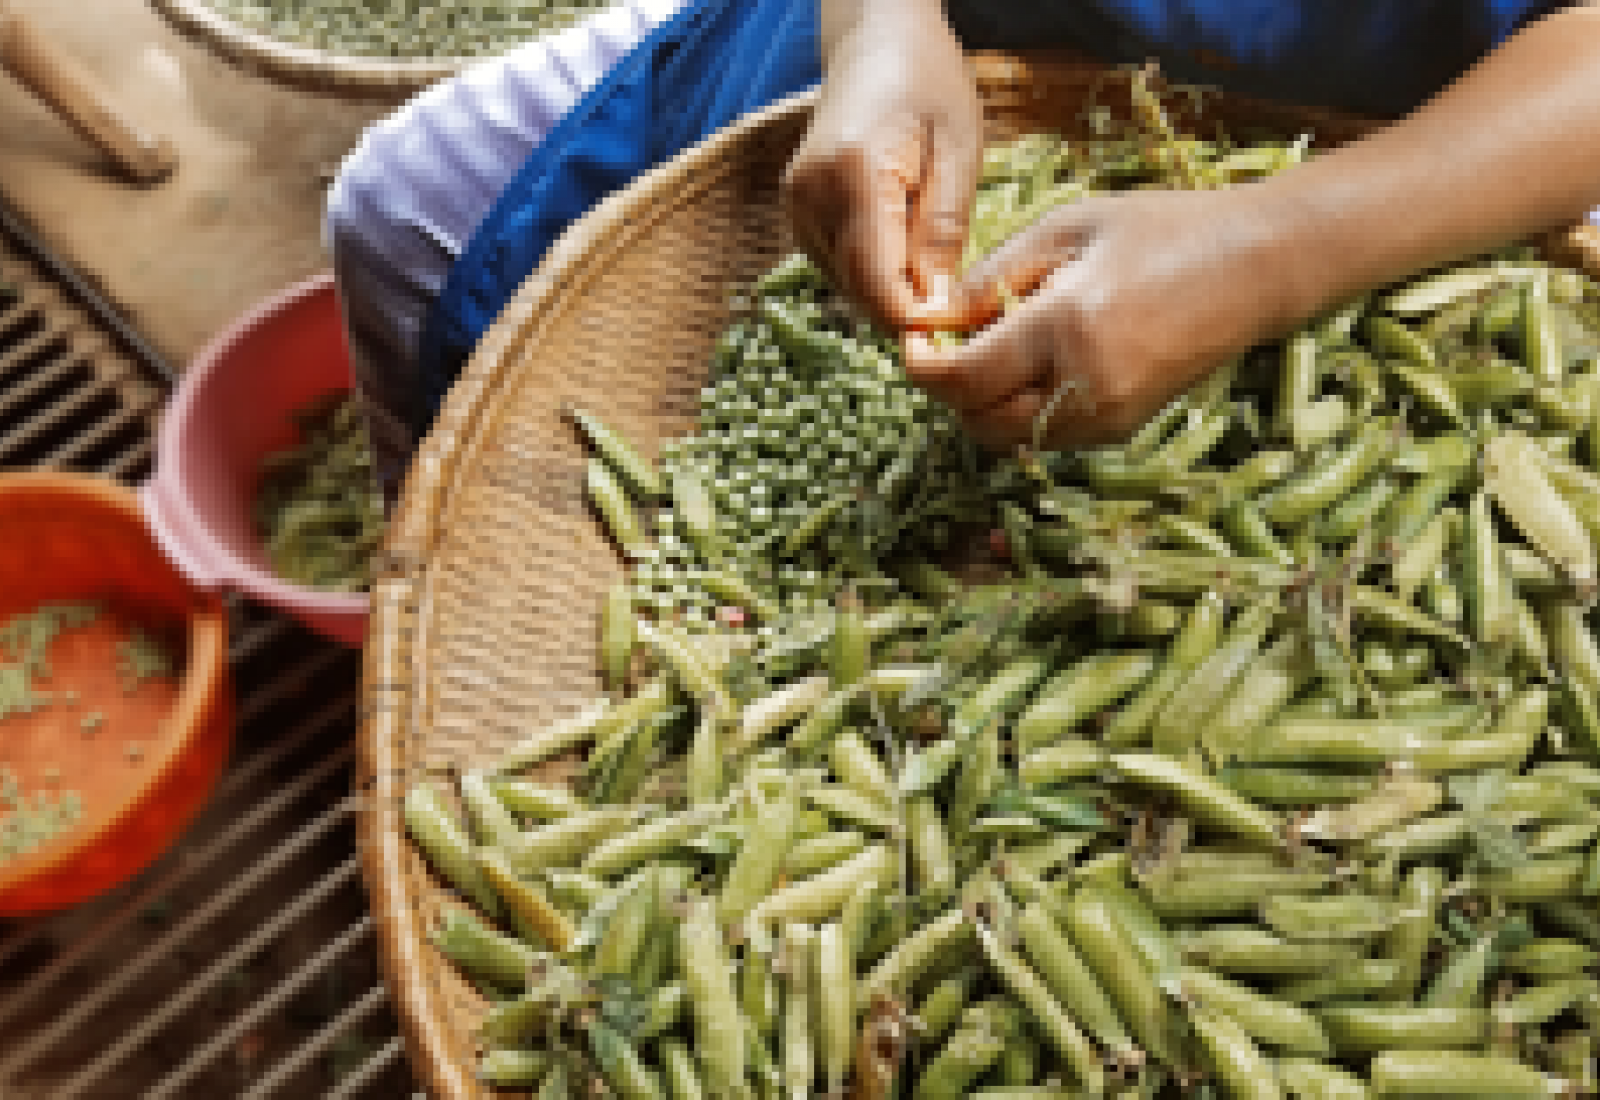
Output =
[
  {"x1": 148, "y1": 0, "x2": 599, "y2": 98},
  {"x1": 357, "y1": 51, "x2": 1600, "y2": 1100}
]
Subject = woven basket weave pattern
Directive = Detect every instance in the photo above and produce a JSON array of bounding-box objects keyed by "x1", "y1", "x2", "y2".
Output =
[
  {"x1": 358, "y1": 53, "x2": 1600, "y2": 1100},
  {"x1": 151, "y1": 0, "x2": 487, "y2": 97}
]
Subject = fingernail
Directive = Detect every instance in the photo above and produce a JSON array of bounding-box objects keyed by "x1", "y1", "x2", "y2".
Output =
[{"x1": 922, "y1": 270, "x2": 952, "y2": 310}]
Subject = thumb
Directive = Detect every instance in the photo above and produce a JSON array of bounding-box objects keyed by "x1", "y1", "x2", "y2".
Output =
[
  {"x1": 907, "y1": 117, "x2": 980, "y2": 316},
  {"x1": 913, "y1": 206, "x2": 1096, "y2": 332}
]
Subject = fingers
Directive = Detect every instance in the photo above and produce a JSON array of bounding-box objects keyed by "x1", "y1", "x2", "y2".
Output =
[
  {"x1": 835, "y1": 135, "x2": 922, "y2": 326},
  {"x1": 786, "y1": 118, "x2": 982, "y2": 331},
  {"x1": 907, "y1": 111, "x2": 981, "y2": 313},
  {"x1": 787, "y1": 127, "x2": 926, "y2": 328},
  {"x1": 923, "y1": 207, "x2": 1099, "y2": 332},
  {"x1": 903, "y1": 277, "x2": 1065, "y2": 413}
]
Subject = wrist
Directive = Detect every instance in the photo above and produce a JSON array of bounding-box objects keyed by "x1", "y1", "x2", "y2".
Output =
[
  {"x1": 822, "y1": 0, "x2": 950, "y2": 63},
  {"x1": 1233, "y1": 179, "x2": 1348, "y2": 336}
]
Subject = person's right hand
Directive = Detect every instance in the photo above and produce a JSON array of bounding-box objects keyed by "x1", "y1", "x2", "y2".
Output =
[{"x1": 782, "y1": 0, "x2": 981, "y2": 329}]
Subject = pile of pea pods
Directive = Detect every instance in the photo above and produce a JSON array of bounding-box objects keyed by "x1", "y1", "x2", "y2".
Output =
[{"x1": 407, "y1": 98, "x2": 1600, "y2": 1099}]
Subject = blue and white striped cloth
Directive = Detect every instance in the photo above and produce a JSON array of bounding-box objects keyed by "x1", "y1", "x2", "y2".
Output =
[{"x1": 326, "y1": 1, "x2": 684, "y2": 495}]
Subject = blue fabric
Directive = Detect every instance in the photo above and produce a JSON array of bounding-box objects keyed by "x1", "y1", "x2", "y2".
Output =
[
  {"x1": 416, "y1": 0, "x2": 822, "y2": 433},
  {"x1": 943, "y1": 0, "x2": 1560, "y2": 117},
  {"x1": 418, "y1": 0, "x2": 1566, "y2": 434}
]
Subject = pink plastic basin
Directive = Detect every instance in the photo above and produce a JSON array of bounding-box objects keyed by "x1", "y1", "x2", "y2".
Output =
[{"x1": 142, "y1": 272, "x2": 369, "y2": 648}]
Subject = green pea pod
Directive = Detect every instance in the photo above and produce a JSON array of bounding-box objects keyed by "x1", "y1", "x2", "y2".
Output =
[
  {"x1": 1450, "y1": 364, "x2": 1535, "y2": 410},
  {"x1": 1182, "y1": 927, "x2": 1360, "y2": 977},
  {"x1": 1522, "y1": 273, "x2": 1566, "y2": 383},
  {"x1": 912, "y1": 1024, "x2": 1008, "y2": 1100},
  {"x1": 1322, "y1": 475, "x2": 1399, "y2": 542},
  {"x1": 1157, "y1": 512, "x2": 1235, "y2": 557},
  {"x1": 1103, "y1": 590, "x2": 1227, "y2": 748},
  {"x1": 404, "y1": 783, "x2": 501, "y2": 919},
  {"x1": 679, "y1": 898, "x2": 749, "y2": 1100},
  {"x1": 568, "y1": 406, "x2": 663, "y2": 500},
  {"x1": 1126, "y1": 392, "x2": 1195, "y2": 463},
  {"x1": 1018, "y1": 903, "x2": 1139, "y2": 1064},
  {"x1": 719, "y1": 778, "x2": 799, "y2": 926},
  {"x1": 1015, "y1": 651, "x2": 1158, "y2": 754},
  {"x1": 1368, "y1": 1051, "x2": 1558, "y2": 1098},
  {"x1": 1493, "y1": 977, "x2": 1599, "y2": 1028},
  {"x1": 830, "y1": 729, "x2": 896, "y2": 808},
  {"x1": 1112, "y1": 753, "x2": 1281, "y2": 848},
  {"x1": 1261, "y1": 894, "x2": 1401, "y2": 943},
  {"x1": 1424, "y1": 925, "x2": 1498, "y2": 1010},
  {"x1": 1485, "y1": 432, "x2": 1597, "y2": 596},
  {"x1": 1348, "y1": 587, "x2": 1470, "y2": 650},
  {"x1": 1319, "y1": 1006, "x2": 1487, "y2": 1055},
  {"x1": 1501, "y1": 939, "x2": 1599, "y2": 979},
  {"x1": 1365, "y1": 315, "x2": 1437, "y2": 371},
  {"x1": 1059, "y1": 886, "x2": 1181, "y2": 1068},
  {"x1": 1263, "y1": 418, "x2": 1393, "y2": 527},
  {"x1": 1149, "y1": 408, "x2": 1232, "y2": 473},
  {"x1": 975, "y1": 922, "x2": 1106, "y2": 1094},
  {"x1": 1383, "y1": 865, "x2": 1446, "y2": 1001},
  {"x1": 954, "y1": 651, "x2": 1060, "y2": 742},
  {"x1": 917, "y1": 971, "x2": 979, "y2": 1045},
  {"x1": 590, "y1": 1022, "x2": 668, "y2": 1100},
  {"x1": 949, "y1": 717, "x2": 1002, "y2": 843},
  {"x1": 535, "y1": 1062, "x2": 571, "y2": 1100},
  {"x1": 907, "y1": 796, "x2": 956, "y2": 896},
  {"x1": 1542, "y1": 598, "x2": 1600, "y2": 700},
  {"x1": 1378, "y1": 465, "x2": 1469, "y2": 552},
  {"x1": 1389, "y1": 506, "x2": 1457, "y2": 600},
  {"x1": 1385, "y1": 357, "x2": 1468, "y2": 428},
  {"x1": 1382, "y1": 262, "x2": 1523, "y2": 316},
  {"x1": 1179, "y1": 967, "x2": 1331, "y2": 1056},
  {"x1": 477, "y1": 849, "x2": 577, "y2": 953},
  {"x1": 1187, "y1": 1005, "x2": 1284, "y2": 1100},
  {"x1": 899, "y1": 738, "x2": 965, "y2": 797},
  {"x1": 1300, "y1": 775, "x2": 1443, "y2": 843},
  {"x1": 1224, "y1": 500, "x2": 1296, "y2": 567},
  {"x1": 1278, "y1": 960, "x2": 1404, "y2": 1006},
  {"x1": 601, "y1": 583, "x2": 637, "y2": 692},
  {"x1": 1205, "y1": 634, "x2": 1309, "y2": 766},
  {"x1": 658, "y1": 1041, "x2": 705, "y2": 1100},
  {"x1": 1277, "y1": 332, "x2": 1322, "y2": 443},
  {"x1": 593, "y1": 868, "x2": 658, "y2": 977},
  {"x1": 1275, "y1": 1058, "x2": 1372, "y2": 1100},
  {"x1": 1221, "y1": 768, "x2": 1377, "y2": 806},
  {"x1": 478, "y1": 1049, "x2": 551, "y2": 1087},
  {"x1": 1150, "y1": 600, "x2": 1278, "y2": 757},
  {"x1": 588, "y1": 458, "x2": 651, "y2": 561},
  {"x1": 432, "y1": 908, "x2": 538, "y2": 994}
]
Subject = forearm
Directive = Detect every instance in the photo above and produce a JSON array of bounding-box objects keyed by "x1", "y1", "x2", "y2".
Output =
[
  {"x1": 820, "y1": 0, "x2": 947, "y2": 61},
  {"x1": 1259, "y1": 5, "x2": 1600, "y2": 323}
]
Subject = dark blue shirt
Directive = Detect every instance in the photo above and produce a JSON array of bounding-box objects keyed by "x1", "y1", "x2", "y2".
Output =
[{"x1": 945, "y1": 0, "x2": 1559, "y2": 115}]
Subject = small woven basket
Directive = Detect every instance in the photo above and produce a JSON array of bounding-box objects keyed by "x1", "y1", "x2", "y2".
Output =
[
  {"x1": 357, "y1": 51, "x2": 1600, "y2": 1100},
  {"x1": 148, "y1": 0, "x2": 586, "y2": 98}
]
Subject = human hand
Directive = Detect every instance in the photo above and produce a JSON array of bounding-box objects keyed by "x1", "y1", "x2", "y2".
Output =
[
  {"x1": 903, "y1": 185, "x2": 1309, "y2": 449},
  {"x1": 782, "y1": 0, "x2": 981, "y2": 329}
]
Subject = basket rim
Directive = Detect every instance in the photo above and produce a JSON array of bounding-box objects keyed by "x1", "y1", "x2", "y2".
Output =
[
  {"x1": 149, "y1": 0, "x2": 532, "y2": 98},
  {"x1": 358, "y1": 83, "x2": 822, "y2": 1100}
]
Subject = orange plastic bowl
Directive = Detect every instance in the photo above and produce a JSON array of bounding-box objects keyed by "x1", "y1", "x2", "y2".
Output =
[{"x1": 0, "y1": 473, "x2": 232, "y2": 916}]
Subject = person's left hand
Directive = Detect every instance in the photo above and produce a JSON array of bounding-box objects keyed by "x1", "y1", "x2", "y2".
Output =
[{"x1": 903, "y1": 184, "x2": 1310, "y2": 450}]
